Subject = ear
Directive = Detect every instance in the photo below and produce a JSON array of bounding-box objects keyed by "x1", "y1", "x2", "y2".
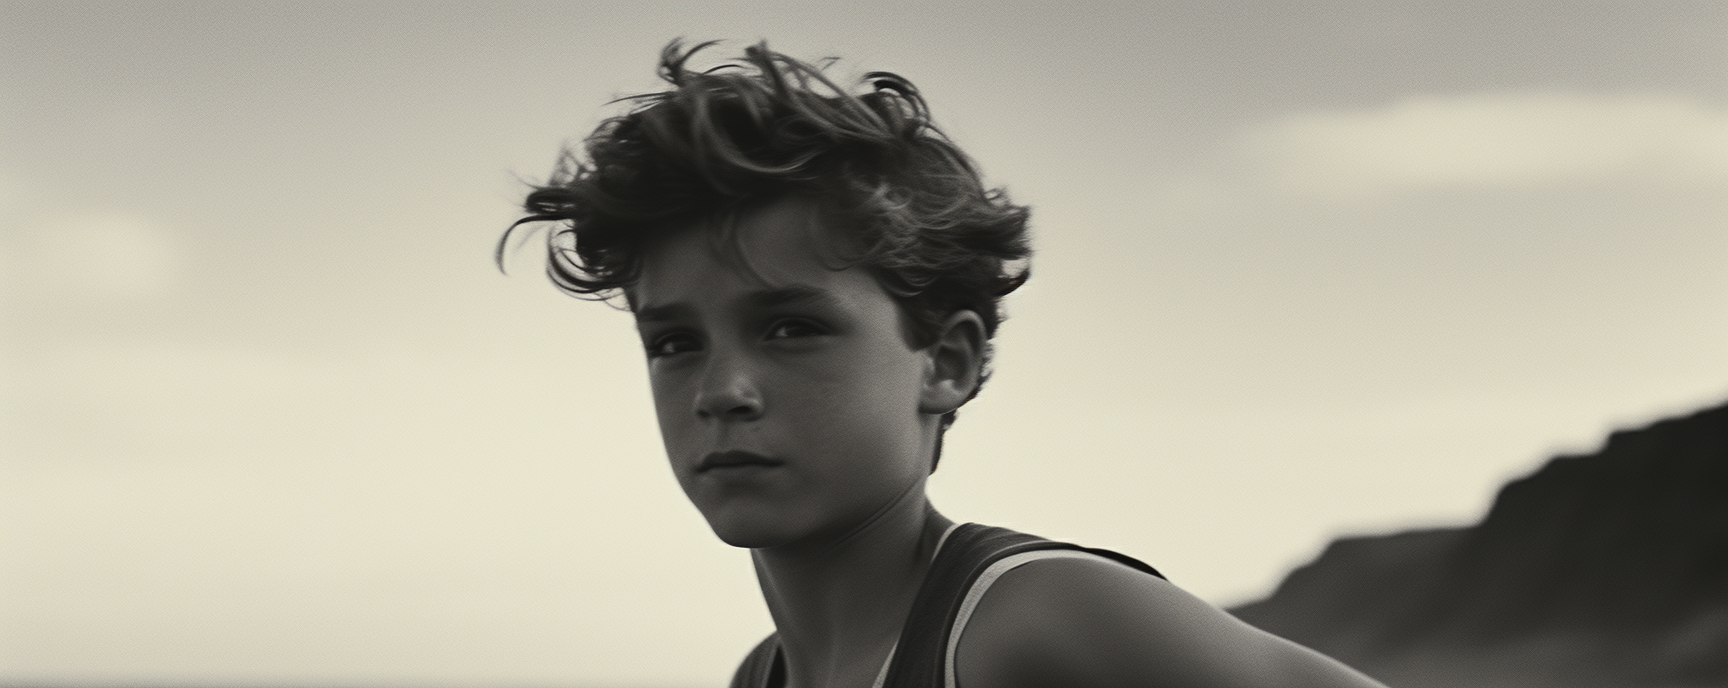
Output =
[{"x1": 919, "y1": 310, "x2": 987, "y2": 416}]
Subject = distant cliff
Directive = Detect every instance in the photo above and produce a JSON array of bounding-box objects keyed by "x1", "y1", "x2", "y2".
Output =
[{"x1": 1230, "y1": 402, "x2": 1728, "y2": 688}]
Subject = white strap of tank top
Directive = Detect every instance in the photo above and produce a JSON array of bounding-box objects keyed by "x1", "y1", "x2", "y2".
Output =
[
  {"x1": 869, "y1": 527, "x2": 1124, "y2": 688},
  {"x1": 940, "y1": 549, "x2": 1122, "y2": 688},
  {"x1": 867, "y1": 522, "x2": 963, "y2": 688}
]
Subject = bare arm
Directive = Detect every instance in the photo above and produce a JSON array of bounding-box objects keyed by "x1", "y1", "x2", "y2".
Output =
[{"x1": 955, "y1": 555, "x2": 1388, "y2": 688}]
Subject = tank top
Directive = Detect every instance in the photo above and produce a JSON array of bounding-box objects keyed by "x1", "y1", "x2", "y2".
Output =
[{"x1": 728, "y1": 523, "x2": 1165, "y2": 688}]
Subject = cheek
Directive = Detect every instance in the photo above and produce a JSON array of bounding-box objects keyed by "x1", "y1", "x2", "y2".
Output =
[
  {"x1": 646, "y1": 373, "x2": 677, "y2": 413},
  {"x1": 801, "y1": 350, "x2": 927, "y2": 451},
  {"x1": 646, "y1": 372, "x2": 693, "y2": 443},
  {"x1": 851, "y1": 340, "x2": 928, "y2": 406},
  {"x1": 790, "y1": 347, "x2": 913, "y2": 411}
]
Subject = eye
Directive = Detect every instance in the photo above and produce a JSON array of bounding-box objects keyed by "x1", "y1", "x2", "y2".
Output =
[
  {"x1": 646, "y1": 332, "x2": 701, "y2": 358},
  {"x1": 765, "y1": 318, "x2": 824, "y2": 340}
]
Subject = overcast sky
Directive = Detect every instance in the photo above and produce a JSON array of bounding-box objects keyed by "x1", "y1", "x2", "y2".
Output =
[{"x1": 3, "y1": 2, "x2": 1725, "y2": 686}]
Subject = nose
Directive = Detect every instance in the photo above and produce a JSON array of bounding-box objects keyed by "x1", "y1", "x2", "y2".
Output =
[{"x1": 693, "y1": 350, "x2": 764, "y2": 422}]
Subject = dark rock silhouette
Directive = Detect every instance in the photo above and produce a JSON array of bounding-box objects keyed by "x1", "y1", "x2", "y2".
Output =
[{"x1": 1231, "y1": 401, "x2": 1728, "y2": 687}]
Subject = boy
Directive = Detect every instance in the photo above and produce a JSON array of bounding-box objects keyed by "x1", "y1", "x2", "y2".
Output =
[{"x1": 506, "y1": 41, "x2": 1386, "y2": 688}]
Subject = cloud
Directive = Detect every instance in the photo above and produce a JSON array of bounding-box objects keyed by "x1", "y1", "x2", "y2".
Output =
[
  {"x1": 9, "y1": 213, "x2": 181, "y2": 303},
  {"x1": 1237, "y1": 92, "x2": 1728, "y2": 199},
  {"x1": 0, "y1": 170, "x2": 23, "y2": 213}
]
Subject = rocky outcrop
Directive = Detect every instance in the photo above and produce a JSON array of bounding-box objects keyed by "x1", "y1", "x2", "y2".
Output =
[{"x1": 1230, "y1": 402, "x2": 1728, "y2": 687}]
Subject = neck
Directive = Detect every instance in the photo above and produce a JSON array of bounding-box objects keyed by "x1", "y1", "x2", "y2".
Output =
[{"x1": 750, "y1": 480, "x2": 955, "y2": 688}]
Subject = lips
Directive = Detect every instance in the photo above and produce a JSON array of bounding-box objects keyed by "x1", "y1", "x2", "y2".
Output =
[{"x1": 697, "y1": 450, "x2": 785, "y2": 472}]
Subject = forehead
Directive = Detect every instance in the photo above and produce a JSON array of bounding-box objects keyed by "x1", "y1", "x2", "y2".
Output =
[{"x1": 631, "y1": 196, "x2": 882, "y2": 312}]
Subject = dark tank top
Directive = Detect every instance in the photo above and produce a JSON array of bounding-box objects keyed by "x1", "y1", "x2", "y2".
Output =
[{"x1": 728, "y1": 523, "x2": 1164, "y2": 688}]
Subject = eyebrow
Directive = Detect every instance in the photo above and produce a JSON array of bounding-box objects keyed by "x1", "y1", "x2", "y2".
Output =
[{"x1": 633, "y1": 285, "x2": 841, "y2": 324}]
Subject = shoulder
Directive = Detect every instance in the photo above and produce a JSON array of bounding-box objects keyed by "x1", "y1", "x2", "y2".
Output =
[{"x1": 953, "y1": 552, "x2": 1386, "y2": 688}]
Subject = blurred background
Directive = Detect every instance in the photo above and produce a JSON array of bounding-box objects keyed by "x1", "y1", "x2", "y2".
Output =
[{"x1": 3, "y1": 1, "x2": 1724, "y2": 686}]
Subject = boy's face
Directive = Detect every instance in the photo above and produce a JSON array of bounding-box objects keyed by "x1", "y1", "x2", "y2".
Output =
[{"x1": 631, "y1": 196, "x2": 938, "y2": 548}]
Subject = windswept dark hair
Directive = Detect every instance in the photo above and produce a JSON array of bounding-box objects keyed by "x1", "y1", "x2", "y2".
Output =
[{"x1": 502, "y1": 40, "x2": 1031, "y2": 438}]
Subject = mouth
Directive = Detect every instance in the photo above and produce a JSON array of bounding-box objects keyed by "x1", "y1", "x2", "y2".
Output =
[{"x1": 697, "y1": 450, "x2": 785, "y2": 473}]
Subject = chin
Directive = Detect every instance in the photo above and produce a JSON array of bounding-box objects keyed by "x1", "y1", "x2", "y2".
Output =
[
  {"x1": 699, "y1": 502, "x2": 815, "y2": 549},
  {"x1": 710, "y1": 528, "x2": 783, "y2": 549}
]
